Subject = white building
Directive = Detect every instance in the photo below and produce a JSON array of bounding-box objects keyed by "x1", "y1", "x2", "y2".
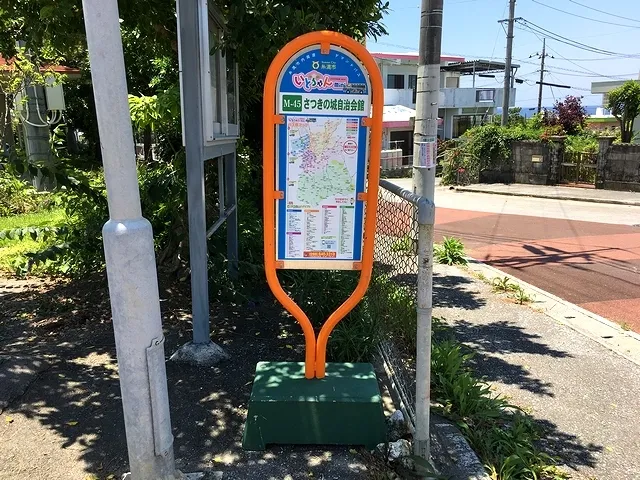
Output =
[
  {"x1": 371, "y1": 52, "x2": 518, "y2": 155},
  {"x1": 591, "y1": 80, "x2": 640, "y2": 142}
]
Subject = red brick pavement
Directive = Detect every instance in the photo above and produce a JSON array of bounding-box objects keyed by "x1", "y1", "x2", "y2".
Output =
[{"x1": 435, "y1": 208, "x2": 640, "y2": 332}]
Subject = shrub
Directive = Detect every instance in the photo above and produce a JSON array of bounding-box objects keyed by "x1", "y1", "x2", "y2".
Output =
[
  {"x1": 440, "y1": 123, "x2": 543, "y2": 185},
  {"x1": 434, "y1": 237, "x2": 467, "y2": 265},
  {"x1": 0, "y1": 168, "x2": 55, "y2": 217},
  {"x1": 565, "y1": 132, "x2": 598, "y2": 154},
  {"x1": 431, "y1": 339, "x2": 567, "y2": 480},
  {"x1": 552, "y1": 95, "x2": 587, "y2": 135}
]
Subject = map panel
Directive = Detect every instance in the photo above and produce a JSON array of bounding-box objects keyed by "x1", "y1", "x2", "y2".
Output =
[{"x1": 283, "y1": 116, "x2": 360, "y2": 260}]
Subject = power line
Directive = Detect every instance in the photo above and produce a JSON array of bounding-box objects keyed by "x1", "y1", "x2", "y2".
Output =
[
  {"x1": 567, "y1": 0, "x2": 640, "y2": 24},
  {"x1": 544, "y1": 43, "x2": 631, "y2": 81},
  {"x1": 516, "y1": 19, "x2": 640, "y2": 57},
  {"x1": 515, "y1": 24, "x2": 634, "y2": 81},
  {"x1": 550, "y1": 54, "x2": 640, "y2": 62},
  {"x1": 530, "y1": 0, "x2": 640, "y2": 29},
  {"x1": 543, "y1": 69, "x2": 638, "y2": 78}
]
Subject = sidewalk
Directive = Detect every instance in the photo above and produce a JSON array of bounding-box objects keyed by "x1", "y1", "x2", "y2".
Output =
[
  {"x1": 455, "y1": 183, "x2": 640, "y2": 207},
  {"x1": 432, "y1": 262, "x2": 640, "y2": 480}
]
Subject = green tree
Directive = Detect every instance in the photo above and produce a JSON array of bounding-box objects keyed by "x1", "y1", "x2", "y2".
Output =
[
  {"x1": 0, "y1": 1, "x2": 390, "y2": 275},
  {"x1": 220, "y1": 0, "x2": 389, "y2": 146},
  {"x1": 607, "y1": 80, "x2": 640, "y2": 143}
]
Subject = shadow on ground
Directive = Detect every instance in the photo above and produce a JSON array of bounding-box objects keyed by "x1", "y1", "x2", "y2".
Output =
[
  {"x1": 536, "y1": 418, "x2": 603, "y2": 473},
  {"x1": 0, "y1": 275, "x2": 373, "y2": 480},
  {"x1": 375, "y1": 261, "x2": 487, "y2": 311},
  {"x1": 450, "y1": 319, "x2": 570, "y2": 397}
]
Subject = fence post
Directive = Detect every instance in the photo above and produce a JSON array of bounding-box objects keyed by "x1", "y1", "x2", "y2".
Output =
[
  {"x1": 596, "y1": 136, "x2": 615, "y2": 190},
  {"x1": 548, "y1": 135, "x2": 567, "y2": 185},
  {"x1": 414, "y1": 197, "x2": 435, "y2": 460}
]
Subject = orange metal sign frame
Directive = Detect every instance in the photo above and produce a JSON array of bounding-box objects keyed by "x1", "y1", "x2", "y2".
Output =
[{"x1": 263, "y1": 31, "x2": 383, "y2": 379}]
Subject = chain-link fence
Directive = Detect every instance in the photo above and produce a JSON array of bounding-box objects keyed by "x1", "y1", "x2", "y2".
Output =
[{"x1": 374, "y1": 180, "x2": 422, "y2": 432}]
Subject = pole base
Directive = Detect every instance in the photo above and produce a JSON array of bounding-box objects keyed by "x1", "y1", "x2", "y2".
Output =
[
  {"x1": 122, "y1": 471, "x2": 222, "y2": 480},
  {"x1": 169, "y1": 341, "x2": 229, "y2": 367},
  {"x1": 242, "y1": 362, "x2": 386, "y2": 451}
]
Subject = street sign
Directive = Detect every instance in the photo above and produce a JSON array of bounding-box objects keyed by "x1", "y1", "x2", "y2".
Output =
[
  {"x1": 243, "y1": 33, "x2": 386, "y2": 451},
  {"x1": 273, "y1": 45, "x2": 373, "y2": 269},
  {"x1": 263, "y1": 31, "x2": 383, "y2": 378}
]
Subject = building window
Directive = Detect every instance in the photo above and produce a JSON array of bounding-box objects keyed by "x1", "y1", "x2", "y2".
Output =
[
  {"x1": 409, "y1": 74, "x2": 417, "y2": 103},
  {"x1": 387, "y1": 74, "x2": 405, "y2": 89},
  {"x1": 445, "y1": 76, "x2": 459, "y2": 88},
  {"x1": 453, "y1": 114, "x2": 488, "y2": 137},
  {"x1": 476, "y1": 89, "x2": 495, "y2": 102}
]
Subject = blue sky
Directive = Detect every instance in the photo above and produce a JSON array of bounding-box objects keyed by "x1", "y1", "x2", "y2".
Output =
[{"x1": 369, "y1": 0, "x2": 640, "y2": 109}]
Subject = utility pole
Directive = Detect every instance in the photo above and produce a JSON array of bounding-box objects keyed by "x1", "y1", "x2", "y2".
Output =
[
  {"x1": 501, "y1": 0, "x2": 516, "y2": 126},
  {"x1": 537, "y1": 38, "x2": 547, "y2": 113},
  {"x1": 82, "y1": 1, "x2": 179, "y2": 478},
  {"x1": 412, "y1": 0, "x2": 442, "y2": 462}
]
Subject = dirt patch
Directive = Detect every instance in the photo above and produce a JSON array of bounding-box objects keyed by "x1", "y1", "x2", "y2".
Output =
[{"x1": 0, "y1": 273, "x2": 390, "y2": 479}]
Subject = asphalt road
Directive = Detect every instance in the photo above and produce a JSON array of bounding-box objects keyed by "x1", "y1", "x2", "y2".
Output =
[{"x1": 391, "y1": 179, "x2": 640, "y2": 331}]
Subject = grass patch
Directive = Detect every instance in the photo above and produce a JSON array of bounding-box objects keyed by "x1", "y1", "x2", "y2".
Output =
[
  {"x1": 0, "y1": 208, "x2": 65, "y2": 231},
  {"x1": 0, "y1": 208, "x2": 66, "y2": 272},
  {"x1": 492, "y1": 276, "x2": 519, "y2": 293},
  {"x1": 434, "y1": 237, "x2": 468, "y2": 266},
  {"x1": 431, "y1": 339, "x2": 568, "y2": 480}
]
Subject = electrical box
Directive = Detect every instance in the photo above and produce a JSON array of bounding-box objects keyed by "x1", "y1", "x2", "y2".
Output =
[{"x1": 44, "y1": 78, "x2": 66, "y2": 111}]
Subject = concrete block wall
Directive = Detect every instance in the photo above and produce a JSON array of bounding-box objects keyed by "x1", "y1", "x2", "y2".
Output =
[
  {"x1": 603, "y1": 144, "x2": 640, "y2": 192},
  {"x1": 512, "y1": 141, "x2": 552, "y2": 185}
]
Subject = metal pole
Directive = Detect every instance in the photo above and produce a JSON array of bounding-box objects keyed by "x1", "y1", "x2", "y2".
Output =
[
  {"x1": 412, "y1": 0, "x2": 442, "y2": 461},
  {"x1": 82, "y1": 1, "x2": 178, "y2": 478},
  {"x1": 501, "y1": 0, "x2": 516, "y2": 126},
  {"x1": 472, "y1": 61, "x2": 476, "y2": 89},
  {"x1": 537, "y1": 38, "x2": 546, "y2": 114},
  {"x1": 225, "y1": 152, "x2": 239, "y2": 278},
  {"x1": 179, "y1": 0, "x2": 210, "y2": 345}
]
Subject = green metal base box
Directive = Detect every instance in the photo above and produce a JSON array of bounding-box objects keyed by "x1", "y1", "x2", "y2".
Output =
[{"x1": 242, "y1": 361, "x2": 386, "y2": 451}]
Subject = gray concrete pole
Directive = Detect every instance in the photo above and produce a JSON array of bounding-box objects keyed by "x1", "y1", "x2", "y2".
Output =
[
  {"x1": 81, "y1": 1, "x2": 179, "y2": 478},
  {"x1": 501, "y1": 0, "x2": 516, "y2": 126},
  {"x1": 412, "y1": 0, "x2": 442, "y2": 461}
]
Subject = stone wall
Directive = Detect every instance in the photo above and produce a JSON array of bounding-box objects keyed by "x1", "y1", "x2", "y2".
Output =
[
  {"x1": 602, "y1": 144, "x2": 640, "y2": 192},
  {"x1": 512, "y1": 141, "x2": 552, "y2": 185}
]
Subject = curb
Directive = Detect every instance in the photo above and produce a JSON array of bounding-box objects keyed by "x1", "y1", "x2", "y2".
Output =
[
  {"x1": 375, "y1": 353, "x2": 489, "y2": 480},
  {"x1": 454, "y1": 186, "x2": 640, "y2": 207},
  {"x1": 464, "y1": 258, "x2": 640, "y2": 367},
  {"x1": 430, "y1": 416, "x2": 490, "y2": 480}
]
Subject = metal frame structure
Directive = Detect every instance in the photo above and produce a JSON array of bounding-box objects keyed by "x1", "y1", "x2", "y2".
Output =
[{"x1": 177, "y1": 0, "x2": 239, "y2": 349}]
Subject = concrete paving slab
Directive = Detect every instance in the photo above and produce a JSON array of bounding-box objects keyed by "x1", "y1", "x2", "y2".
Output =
[
  {"x1": 0, "y1": 354, "x2": 49, "y2": 414},
  {"x1": 432, "y1": 262, "x2": 640, "y2": 480},
  {"x1": 456, "y1": 183, "x2": 640, "y2": 207}
]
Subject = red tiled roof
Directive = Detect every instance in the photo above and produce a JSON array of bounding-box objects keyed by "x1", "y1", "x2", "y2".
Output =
[{"x1": 0, "y1": 56, "x2": 80, "y2": 75}]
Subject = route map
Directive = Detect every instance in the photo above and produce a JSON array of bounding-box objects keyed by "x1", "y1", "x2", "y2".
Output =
[{"x1": 283, "y1": 116, "x2": 360, "y2": 260}]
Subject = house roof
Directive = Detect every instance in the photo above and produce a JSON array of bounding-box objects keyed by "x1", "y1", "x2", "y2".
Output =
[
  {"x1": 440, "y1": 59, "x2": 520, "y2": 75},
  {"x1": 0, "y1": 57, "x2": 81, "y2": 76},
  {"x1": 591, "y1": 79, "x2": 640, "y2": 94},
  {"x1": 383, "y1": 104, "x2": 416, "y2": 125},
  {"x1": 371, "y1": 52, "x2": 465, "y2": 64},
  {"x1": 383, "y1": 104, "x2": 443, "y2": 128}
]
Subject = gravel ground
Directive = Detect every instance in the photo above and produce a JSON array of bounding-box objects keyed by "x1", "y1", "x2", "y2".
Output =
[{"x1": 432, "y1": 263, "x2": 640, "y2": 480}]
